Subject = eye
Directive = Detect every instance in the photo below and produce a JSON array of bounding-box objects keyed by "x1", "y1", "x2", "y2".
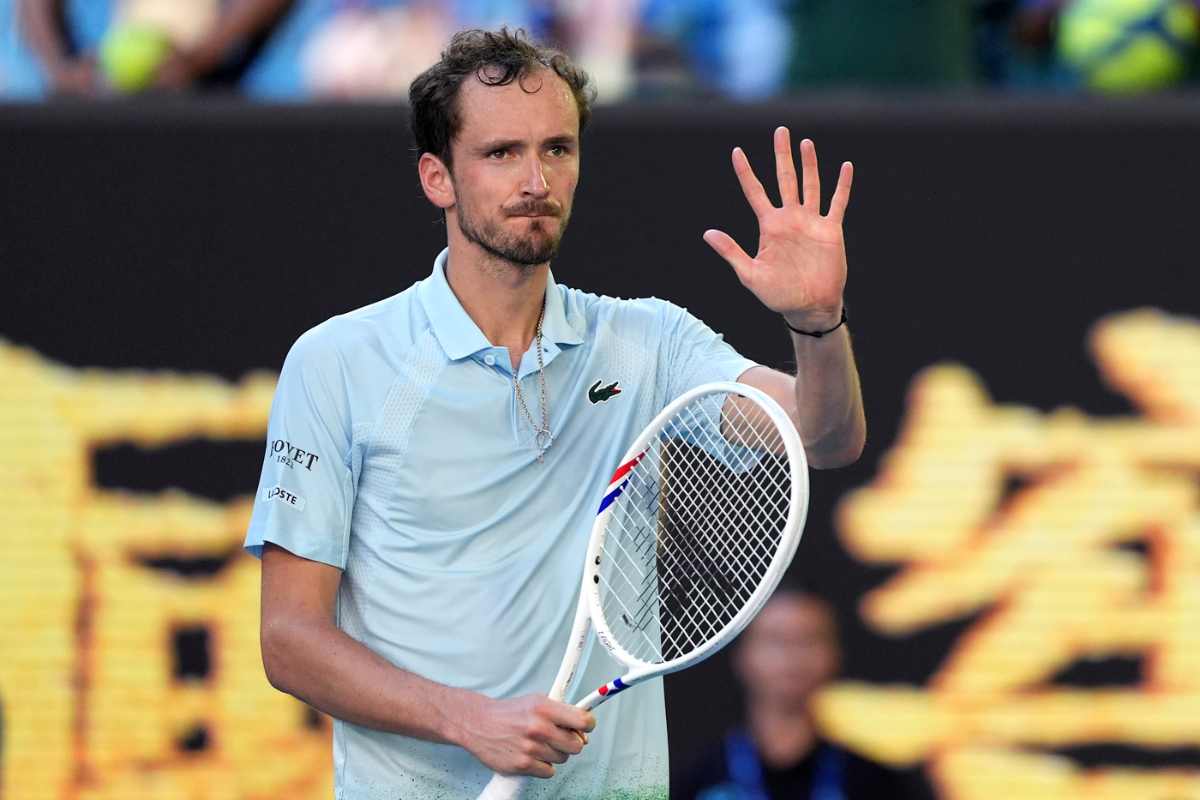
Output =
[
  {"x1": 548, "y1": 144, "x2": 571, "y2": 157},
  {"x1": 487, "y1": 148, "x2": 509, "y2": 160}
]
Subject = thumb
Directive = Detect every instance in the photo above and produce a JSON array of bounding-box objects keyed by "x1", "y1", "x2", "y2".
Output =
[{"x1": 702, "y1": 229, "x2": 754, "y2": 285}]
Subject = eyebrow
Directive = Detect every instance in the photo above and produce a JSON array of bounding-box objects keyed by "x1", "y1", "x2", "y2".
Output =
[
  {"x1": 477, "y1": 138, "x2": 523, "y2": 154},
  {"x1": 476, "y1": 134, "x2": 578, "y2": 154}
]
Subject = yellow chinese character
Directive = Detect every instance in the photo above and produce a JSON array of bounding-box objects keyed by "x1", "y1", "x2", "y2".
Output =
[
  {"x1": 0, "y1": 340, "x2": 332, "y2": 799},
  {"x1": 816, "y1": 310, "x2": 1200, "y2": 799}
]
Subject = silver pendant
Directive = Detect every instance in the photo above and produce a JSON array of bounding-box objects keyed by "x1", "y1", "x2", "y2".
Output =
[{"x1": 535, "y1": 429, "x2": 553, "y2": 455}]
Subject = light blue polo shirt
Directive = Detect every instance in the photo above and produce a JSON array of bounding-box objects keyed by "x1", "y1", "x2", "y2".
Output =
[{"x1": 245, "y1": 248, "x2": 757, "y2": 800}]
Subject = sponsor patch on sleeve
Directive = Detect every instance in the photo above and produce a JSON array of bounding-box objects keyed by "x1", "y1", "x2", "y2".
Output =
[
  {"x1": 261, "y1": 485, "x2": 306, "y2": 511},
  {"x1": 265, "y1": 439, "x2": 321, "y2": 471}
]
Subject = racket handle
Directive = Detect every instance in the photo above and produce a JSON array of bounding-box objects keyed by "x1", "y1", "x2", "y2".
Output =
[{"x1": 477, "y1": 773, "x2": 529, "y2": 800}]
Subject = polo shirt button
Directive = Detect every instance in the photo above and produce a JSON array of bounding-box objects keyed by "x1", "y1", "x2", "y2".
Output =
[{"x1": 484, "y1": 354, "x2": 496, "y2": 366}]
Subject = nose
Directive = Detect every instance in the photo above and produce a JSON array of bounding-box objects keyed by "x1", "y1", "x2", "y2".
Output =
[{"x1": 521, "y1": 155, "x2": 550, "y2": 198}]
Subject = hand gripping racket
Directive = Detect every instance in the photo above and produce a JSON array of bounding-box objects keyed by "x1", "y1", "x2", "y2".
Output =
[{"x1": 477, "y1": 381, "x2": 809, "y2": 800}]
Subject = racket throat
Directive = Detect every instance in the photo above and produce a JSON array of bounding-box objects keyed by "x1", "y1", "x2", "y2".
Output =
[{"x1": 579, "y1": 674, "x2": 643, "y2": 711}]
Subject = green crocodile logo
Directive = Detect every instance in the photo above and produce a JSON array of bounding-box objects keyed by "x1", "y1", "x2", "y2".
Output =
[{"x1": 588, "y1": 380, "x2": 622, "y2": 404}]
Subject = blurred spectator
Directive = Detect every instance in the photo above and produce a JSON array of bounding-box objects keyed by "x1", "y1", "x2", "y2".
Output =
[
  {"x1": 298, "y1": 0, "x2": 791, "y2": 102},
  {"x1": 635, "y1": 0, "x2": 792, "y2": 99},
  {"x1": 302, "y1": 1, "x2": 456, "y2": 98},
  {"x1": 1, "y1": 0, "x2": 110, "y2": 96},
  {"x1": 675, "y1": 588, "x2": 928, "y2": 800},
  {"x1": 300, "y1": 0, "x2": 642, "y2": 101},
  {"x1": 8, "y1": 0, "x2": 294, "y2": 96},
  {"x1": 554, "y1": 0, "x2": 640, "y2": 100},
  {"x1": 301, "y1": 0, "x2": 556, "y2": 99}
]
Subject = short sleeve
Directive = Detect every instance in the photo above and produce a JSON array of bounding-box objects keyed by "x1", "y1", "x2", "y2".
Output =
[
  {"x1": 659, "y1": 302, "x2": 757, "y2": 402},
  {"x1": 244, "y1": 331, "x2": 357, "y2": 568},
  {"x1": 653, "y1": 302, "x2": 762, "y2": 466}
]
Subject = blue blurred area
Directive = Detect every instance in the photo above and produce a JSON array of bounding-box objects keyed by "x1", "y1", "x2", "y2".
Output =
[
  {"x1": 640, "y1": 0, "x2": 789, "y2": 98},
  {"x1": 1, "y1": 0, "x2": 1197, "y2": 99},
  {"x1": 0, "y1": 0, "x2": 110, "y2": 96}
]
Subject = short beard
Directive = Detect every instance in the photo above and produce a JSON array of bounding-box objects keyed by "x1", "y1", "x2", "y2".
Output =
[{"x1": 456, "y1": 200, "x2": 569, "y2": 268}]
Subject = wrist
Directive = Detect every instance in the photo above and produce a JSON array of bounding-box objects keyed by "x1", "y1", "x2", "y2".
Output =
[
  {"x1": 783, "y1": 305, "x2": 847, "y2": 338},
  {"x1": 438, "y1": 685, "x2": 484, "y2": 748}
]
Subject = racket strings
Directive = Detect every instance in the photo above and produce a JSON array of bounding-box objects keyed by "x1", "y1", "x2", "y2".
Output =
[
  {"x1": 655, "y1": 445, "x2": 788, "y2": 656},
  {"x1": 637, "y1": 438, "x2": 785, "y2": 657},
  {"x1": 597, "y1": 392, "x2": 792, "y2": 665}
]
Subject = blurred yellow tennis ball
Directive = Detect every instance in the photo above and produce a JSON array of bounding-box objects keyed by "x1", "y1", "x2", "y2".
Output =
[
  {"x1": 1058, "y1": 0, "x2": 1199, "y2": 92},
  {"x1": 99, "y1": 25, "x2": 171, "y2": 92}
]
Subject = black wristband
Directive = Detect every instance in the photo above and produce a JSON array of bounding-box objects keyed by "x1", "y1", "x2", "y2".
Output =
[{"x1": 784, "y1": 306, "x2": 848, "y2": 338}]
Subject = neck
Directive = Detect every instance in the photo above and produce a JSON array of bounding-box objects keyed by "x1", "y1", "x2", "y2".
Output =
[
  {"x1": 746, "y1": 698, "x2": 818, "y2": 769},
  {"x1": 443, "y1": 240, "x2": 549, "y2": 359}
]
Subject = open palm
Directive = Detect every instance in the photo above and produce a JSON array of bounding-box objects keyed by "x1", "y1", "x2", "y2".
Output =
[{"x1": 703, "y1": 128, "x2": 853, "y2": 328}]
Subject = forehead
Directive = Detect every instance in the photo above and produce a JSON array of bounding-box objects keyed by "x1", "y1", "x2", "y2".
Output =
[
  {"x1": 753, "y1": 595, "x2": 834, "y2": 637},
  {"x1": 454, "y1": 67, "x2": 579, "y2": 143}
]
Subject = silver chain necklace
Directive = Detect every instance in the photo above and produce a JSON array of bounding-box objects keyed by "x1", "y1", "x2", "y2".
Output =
[{"x1": 512, "y1": 303, "x2": 552, "y2": 462}]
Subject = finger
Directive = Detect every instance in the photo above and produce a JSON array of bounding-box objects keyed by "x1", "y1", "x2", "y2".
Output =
[
  {"x1": 532, "y1": 740, "x2": 571, "y2": 765},
  {"x1": 532, "y1": 719, "x2": 586, "y2": 754},
  {"x1": 543, "y1": 702, "x2": 594, "y2": 735},
  {"x1": 827, "y1": 161, "x2": 854, "y2": 224},
  {"x1": 800, "y1": 138, "x2": 820, "y2": 209},
  {"x1": 702, "y1": 229, "x2": 754, "y2": 285},
  {"x1": 544, "y1": 715, "x2": 589, "y2": 753},
  {"x1": 774, "y1": 126, "x2": 799, "y2": 207},
  {"x1": 550, "y1": 725, "x2": 586, "y2": 755},
  {"x1": 731, "y1": 147, "x2": 774, "y2": 218},
  {"x1": 510, "y1": 754, "x2": 555, "y2": 779},
  {"x1": 526, "y1": 723, "x2": 582, "y2": 763}
]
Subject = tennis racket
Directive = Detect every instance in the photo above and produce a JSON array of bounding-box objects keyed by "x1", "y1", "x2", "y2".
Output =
[{"x1": 477, "y1": 380, "x2": 809, "y2": 800}]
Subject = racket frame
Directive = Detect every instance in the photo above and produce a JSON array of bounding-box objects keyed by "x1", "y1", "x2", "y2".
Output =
[
  {"x1": 477, "y1": 381, "x2": 807, "y2": 800},
  {"x1": 579, "y1": 381, "x2": 808, "y2": 707}
]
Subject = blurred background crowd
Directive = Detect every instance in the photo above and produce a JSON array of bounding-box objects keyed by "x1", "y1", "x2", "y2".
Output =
[{"x1": 0, "y1": 0, "x2": 1197, "y2": 102}]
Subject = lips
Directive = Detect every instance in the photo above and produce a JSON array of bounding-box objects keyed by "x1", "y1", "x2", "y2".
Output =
[{"x1": 507, "y1": 204, "x2": 560, "y2": 218}]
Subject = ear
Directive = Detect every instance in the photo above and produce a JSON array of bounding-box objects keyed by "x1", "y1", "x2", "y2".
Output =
[{"x1": 418, "y1": 152, "x2": 456, "y2": 209}]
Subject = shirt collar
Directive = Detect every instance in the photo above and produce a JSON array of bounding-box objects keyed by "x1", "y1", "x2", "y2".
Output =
[{"x1": 419, "y1": 248, "x2": 584, "y2": 361}]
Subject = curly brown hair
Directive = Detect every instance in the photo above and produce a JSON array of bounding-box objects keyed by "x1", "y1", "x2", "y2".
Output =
[{"x1": 409, "y1": 28, "x2": 595, "y2": 171}]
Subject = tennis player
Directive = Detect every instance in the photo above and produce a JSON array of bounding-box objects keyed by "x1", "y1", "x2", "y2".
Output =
[{"x1": 245, "y1": 28, "x2": 865, "y2": 800}]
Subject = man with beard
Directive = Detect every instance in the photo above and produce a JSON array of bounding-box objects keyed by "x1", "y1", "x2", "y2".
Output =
[{"x1": 244, "y1": 28, "x2": 865, "y2": 800}]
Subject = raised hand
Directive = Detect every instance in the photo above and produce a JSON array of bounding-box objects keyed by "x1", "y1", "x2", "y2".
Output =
[{"x1": 703, "y1": 127, "x2": 853, "y2": 331}]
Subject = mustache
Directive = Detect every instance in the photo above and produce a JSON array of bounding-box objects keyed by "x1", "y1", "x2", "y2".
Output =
[{"x1": 505, "y1": 201, "x2": 562, "y2": 217}]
